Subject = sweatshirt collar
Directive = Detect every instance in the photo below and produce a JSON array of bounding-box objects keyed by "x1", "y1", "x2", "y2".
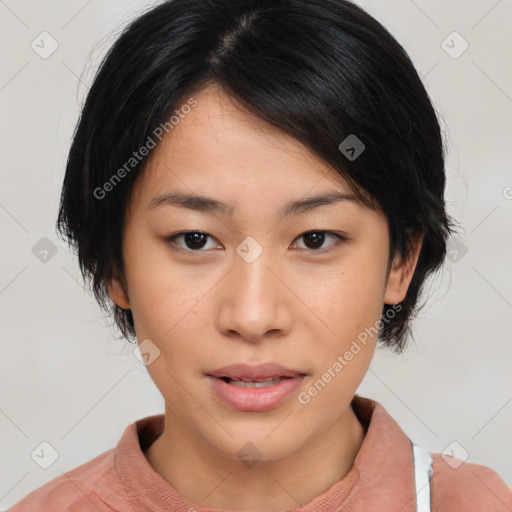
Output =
[{"x1": 115, "y1": 394, "x2": 417, "y2": 511}]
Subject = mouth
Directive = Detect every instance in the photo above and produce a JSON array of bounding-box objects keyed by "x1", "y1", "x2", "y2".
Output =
[
  {"x1": 217, "y1": 376, "x2": 295, "y2": 387},
  {"x1": 206, "y1": 363, "x2": 307, "y2": 411},
  {"x1": 207, "y1": 362, "x2": 306, "y2": 381}
]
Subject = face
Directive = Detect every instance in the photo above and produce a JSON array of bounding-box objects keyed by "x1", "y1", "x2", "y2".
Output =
[{"x1": 109, "y1": 85, "x2": 420, "y2": 463}]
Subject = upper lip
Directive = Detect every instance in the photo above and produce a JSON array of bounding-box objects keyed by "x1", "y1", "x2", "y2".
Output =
[{"x1": 207, "y1": 363, "x2": 306, "y2": 380}]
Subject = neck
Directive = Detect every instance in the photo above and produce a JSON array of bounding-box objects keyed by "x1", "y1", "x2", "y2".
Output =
[{"x1": 144, "y1": 402, "x2": 366, "y2": 512}]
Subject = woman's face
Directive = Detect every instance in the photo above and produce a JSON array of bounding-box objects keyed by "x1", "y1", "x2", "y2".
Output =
[{"x1": 109, "y1": 85, "x2": 419, "y2": 462}]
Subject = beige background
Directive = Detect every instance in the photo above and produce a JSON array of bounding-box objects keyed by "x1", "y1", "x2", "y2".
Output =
[{"x1": 0, "y1": 0, "x2": 511, "y2": 508}]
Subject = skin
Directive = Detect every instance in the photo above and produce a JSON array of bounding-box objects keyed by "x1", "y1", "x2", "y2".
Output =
[{"x1": 108, "y1": 84, "x2": 423, "y2": 511}]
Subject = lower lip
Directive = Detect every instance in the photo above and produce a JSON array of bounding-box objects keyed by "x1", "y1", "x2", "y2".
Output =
[{"x1": 207, "y1": 375, "x2": 305, "y2": 412}]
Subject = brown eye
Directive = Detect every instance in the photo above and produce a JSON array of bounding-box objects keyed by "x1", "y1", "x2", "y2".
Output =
[
  {"x1": 183, "y1": 232, "x2": 208, "y2": 250},
  {"x1": 292, "y1": 231, "x2": 346, "y2": 252},
  {"x1": 303, "y1": 231, "x2": 326, "y2": 249},
  {"x1": 167, "y1": 231, "x2": 219, "y2": 251}
]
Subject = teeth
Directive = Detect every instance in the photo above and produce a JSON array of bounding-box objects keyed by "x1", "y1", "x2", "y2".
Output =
[{"x1": 226, "y1": 377, "x2": 285, "y2": 387}]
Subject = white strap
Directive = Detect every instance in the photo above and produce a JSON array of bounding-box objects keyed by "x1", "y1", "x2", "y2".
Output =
[{"x1": 412, "y1": 442, "x2": 433, "y2": 512}]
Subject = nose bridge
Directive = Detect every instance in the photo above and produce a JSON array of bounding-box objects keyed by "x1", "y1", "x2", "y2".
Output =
[
  {"x1": 233, "y1": 235, "x2": 276, "y2": 302},
  {"x1": 217, "y1": 235, "x2": 291, "y2": 341}
]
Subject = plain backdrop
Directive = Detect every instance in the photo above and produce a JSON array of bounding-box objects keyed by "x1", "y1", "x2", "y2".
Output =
[{"x1": 0, "y1": 0, "x2": 511, "y2": 508}]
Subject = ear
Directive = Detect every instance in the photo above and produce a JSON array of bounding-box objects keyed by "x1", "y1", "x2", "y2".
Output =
[
  {"x1": 384, "y1": 232, "x2": 424, "y2": 304},
  {"x1": 107, "y1": 269, "x2": 131, "y2": 310}
]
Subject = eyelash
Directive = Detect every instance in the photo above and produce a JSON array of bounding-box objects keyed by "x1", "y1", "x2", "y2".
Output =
[{"x1": 165, "y1": 230, "x2": 348, "y2": 255}]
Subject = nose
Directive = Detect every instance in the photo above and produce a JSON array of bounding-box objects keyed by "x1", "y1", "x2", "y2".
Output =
[{"x1": 216, "y1": 244, "x2": 293, "y2": 343}]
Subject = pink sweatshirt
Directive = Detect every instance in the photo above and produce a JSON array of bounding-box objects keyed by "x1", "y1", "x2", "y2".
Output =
[{"x1": 8, "y1": 395, "x2": 511, "y2": 511}]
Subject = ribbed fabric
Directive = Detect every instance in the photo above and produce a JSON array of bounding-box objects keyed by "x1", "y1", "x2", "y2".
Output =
[{"x1": 8, "y1": 395, "x2": 512, "y2": 511}]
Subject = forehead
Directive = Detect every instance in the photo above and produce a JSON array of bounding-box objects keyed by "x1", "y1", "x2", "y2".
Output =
[{"x1": 131, "y1": 85, "x2": 357, "y2": 209}]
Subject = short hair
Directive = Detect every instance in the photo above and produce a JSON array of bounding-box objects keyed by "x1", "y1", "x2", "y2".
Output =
[{"x1": 56, "y1": 0, "x2": 455, "y2": 353}]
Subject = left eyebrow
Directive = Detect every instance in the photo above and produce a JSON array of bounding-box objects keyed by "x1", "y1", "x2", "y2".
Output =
[{"x1": 146, "y1": 189, "x2": 359, "y2": 217}]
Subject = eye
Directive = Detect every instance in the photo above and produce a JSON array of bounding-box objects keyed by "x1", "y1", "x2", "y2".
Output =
[
  {"x1": 291, "y1": 230, "x2": 347, "y2": 252},
  {"x1": 166, "y1": 230, "x2": 347, "y2": 254},
  {"x1": 166, "y1": 231, "x2": 220, "y2": 252}
]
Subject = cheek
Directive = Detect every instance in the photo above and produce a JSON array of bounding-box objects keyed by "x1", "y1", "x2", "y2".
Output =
[
  {"x1": 124, "y1": 261, "x2": 213, "y2": 381},
  {"x1": 122, "y1": 236, "x2": 204, "y2": 336},
  {"x1": 303, "y1": 254, "x2": 387, "y2": 331},
  {"x1": 295, "y1": 255, "x2": 384, "y2": 395}
]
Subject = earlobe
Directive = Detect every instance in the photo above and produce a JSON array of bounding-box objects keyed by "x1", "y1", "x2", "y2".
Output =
[
  {"x1": 384, "y1": 232, "x2": 424, "y2": 305},
  {"x1": 107, "y1": 273, "x2": 131, "y2": 310}
]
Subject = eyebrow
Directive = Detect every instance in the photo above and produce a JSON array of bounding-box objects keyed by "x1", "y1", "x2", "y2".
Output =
[{"x1": 147, "y1": 189, "x2": 359, "y2": 217}]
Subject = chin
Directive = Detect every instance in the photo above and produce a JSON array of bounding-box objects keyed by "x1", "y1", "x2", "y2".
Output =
[{"x1": 206, "y1": 428, "x2": 304, "y2": 464}]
